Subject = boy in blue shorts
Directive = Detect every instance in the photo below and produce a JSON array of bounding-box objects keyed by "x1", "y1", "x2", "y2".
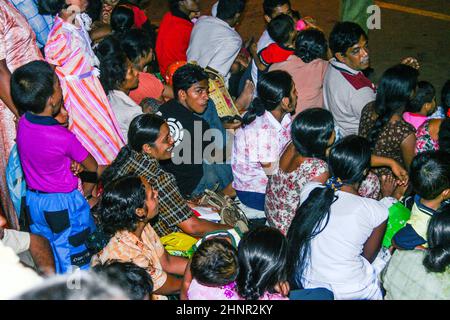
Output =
[{"x1": 12, "y1": 61, "x2": 99, "y2": 273}]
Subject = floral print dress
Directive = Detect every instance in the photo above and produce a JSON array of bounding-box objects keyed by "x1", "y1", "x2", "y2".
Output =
[{"x1": 415, "y1": 120, "x2": 439, "y2": 154}]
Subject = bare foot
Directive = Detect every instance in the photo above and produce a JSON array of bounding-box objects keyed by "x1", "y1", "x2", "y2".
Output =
[
  {"x1": 381, "y1": 175, "x2": 396, "y2": 198},
  {"x1": 235, "y1": 80, "x2": 255, "y2": 112}
]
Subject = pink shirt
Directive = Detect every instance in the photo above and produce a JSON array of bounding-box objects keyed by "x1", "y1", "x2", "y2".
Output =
[
  {"x1": 403, "y1": 112, "x2": 428, "y2": 130},
  {"x1": 270, "y1": 55, "x2": 328, "y2": 115},
  {"x1": 231, "y1": 112, "x2": 291, "y2": 194}
]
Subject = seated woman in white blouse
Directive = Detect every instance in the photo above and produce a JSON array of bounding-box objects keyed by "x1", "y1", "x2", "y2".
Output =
[{"x1": 286, "y1": 135, "x2": 389, "y2": 300}]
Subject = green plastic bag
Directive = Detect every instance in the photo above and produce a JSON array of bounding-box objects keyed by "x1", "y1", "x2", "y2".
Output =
[{"x1": 382, "y1": 201, "x2": 411, "y2": 248}]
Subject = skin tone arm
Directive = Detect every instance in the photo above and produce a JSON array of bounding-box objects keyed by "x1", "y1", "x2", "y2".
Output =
[
  {"x1": 159, "y1": 250, "x2": 188, "y2": 276},
  {"x1": 400, "y1": 133, "x2": 416, "y2": 171},
  {"x1": 371, "y1": 155, "x2": 408, "y2": 184},
  {"x1": 79, "y1": 154, "x2": 99, "y2": 198},
  {"x1": 362, "y1": 220, "x2": 387, "y2": 263},
  {"x1": 29, "y1": 234, "x2": 56, "y2": 276},
  {"x1": 180, "y1": 259, "x2": 193, "y2": 300},
  {"x1": 0, "y1": 59, "x2": 19, "y2": 118},
  {"x1": 178, "y1": 216, "x2": 232, "y2": 238},
  {"x1": 249, "y1": 42, "x2": 267, "y2": 72},
  {"x1": 153, "y1": 273, "x2": 183, "y2": 295}
]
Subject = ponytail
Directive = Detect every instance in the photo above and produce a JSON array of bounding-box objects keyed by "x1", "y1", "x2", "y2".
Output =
[{"x1": 242, "y1": 97, "x2": 266, "y2": 126}]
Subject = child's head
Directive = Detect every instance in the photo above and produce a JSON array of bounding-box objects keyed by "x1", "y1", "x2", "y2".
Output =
[
  {"x1": 92, "y1": 261, "x2": 154, "y2": 300},
  {"x1": 121, "y1": 29, "x2": 154, "y2": 72},
  {"x1": 263, "y1": 0, "x2": 292, "y2": 22},
  {"x1": 294, "y1": 28, "x2": 328, "y2": 63},
  {"x1": 410, "y1": 151, "x2": 450, "y2": 201},
  {"x1": 236, "y1": 227, "x2": 288, "y2": 300},
  {"x1": 267, "y1": 13, "x2": 296, "y2": 46},
  {"x1": 190, "y1": 238, "x2": 238, "y2": 287},
  {"x1": 111, "y1": 5, "x2": 134, "y2": 35},
  {"x1": 441, "y1": 80, "x2": 450, "y2": 116},
  {"x1": 406, "y1": 81, "x2": 436, "y2": 115},
  {"x1": 10, "y1": 60, "x2": 62, "y2": 116}
]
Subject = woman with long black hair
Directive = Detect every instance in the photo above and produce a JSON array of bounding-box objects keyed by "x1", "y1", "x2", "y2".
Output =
[{"x1": 287, "y1": 135, "x2": 388, "y2": 300}]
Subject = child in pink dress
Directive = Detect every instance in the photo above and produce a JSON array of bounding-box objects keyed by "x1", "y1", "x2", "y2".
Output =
[{"x1": 403, "y1": 81, "x2": 436, "y2": 130}]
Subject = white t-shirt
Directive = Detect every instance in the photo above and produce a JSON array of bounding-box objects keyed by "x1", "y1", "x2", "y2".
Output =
[
  {"x1": 298, "y1": 182, "x2": 388, "y2": 300},
  {"x1": 251, "y1": 30, "x2": 274, "y2": 95},
  {"x1": 108, "y1": 90, "x2": 143, "y2": 143}
]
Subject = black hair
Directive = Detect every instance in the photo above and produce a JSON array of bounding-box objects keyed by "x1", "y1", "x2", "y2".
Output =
[
  {"x1": 286, "y1": 135, "x2": 371, "y2": 287},
  {"x1": 267, "y1": 14, "x2": 295, "y2": 46},
  {"x1": 438, "y1": 118, "x2": 450, "y2": 154},
  {"x1": 96, "y1": 36, "x2": 128, "y2": 93},
  {"x1": 97, "y1": 175, "x2": 147, "y2": 236},
  {"x1": 409, "y1": 151, "x2": 450, "y2": 200},
  {"x1": 291, "y1": 108, "x2": 334, "y2": 159},
  {"x1": 111, "y1": 5, "x2": 134, "y2": 35},
  {"x1": 295, "y1": 29, "x2": 328, "y2": 63},
  {"x1": 243, "y1": 70, "x2": 293, "y2": 126},
  {"x1": 86, "y1": 0, "x2": 103, "y2": 22},
  {"x1": 441, "y1": 80, "x2": 450, "y2": 115},
  {"x1": 423, "y1": 208, "x2": 450, "y2": 273},
  {"x1": 191, "y1": 238, "x2": 239, "y2": 287},
  {"x1": 172, "y1": 63, "x2": 209, "y2": 100},
  {"x1": 236, "y1": 227, "x2": 288, "y2": 300},
  {"x1": 367, "y1": 64, "x2": 419, "y2": 149},
  {"x1": 216, "y1": 0, "x2": 245, "y2": 21},
  {"x1": 329, "y1": 21, "x2": 367, "y2": 57},
  {"x1": 406, "y1": 81, "x2": 436, "y2": 113},
  {"x1": 92, "y1": 261, "x2": 154, "y2": 300},
  {"x1": 38, "y1": 0, "x2": 67, "y2": 15},
  {"x1": 16, "y1": 272, "x2": 127, "y2": 300},
  {"x1": 168, "y1": 0, "x2": 183, "y2": 13},
  {"x1": 101, "y1": 113, "x2": 166, "y2": 185},
  {"x1": 120, "y1": 29, "x2": 154, "y2": 66},
  {"x1": 263, "y1": 0, "x2": 291, "y2": 17},
  {"x1": 10, "y1": 60, "x2": 56, "y2": 114}
]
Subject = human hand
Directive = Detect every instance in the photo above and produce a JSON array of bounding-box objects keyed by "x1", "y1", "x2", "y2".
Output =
[
  {"x1": 274, "y1": 281, "x2": 290, "y2": 297},
  {"x1": 390, "y1": 160, "x2": 408, "y2": 186},
  {"x1": 71, "y1": 161, "x2": 83, "y2": 176},
  {"x1": 401, "y1": 57, "x2": 420, "y2": 70},
  {"x1": 381, "y1": 175, "x2": 396, "y2": 198}
]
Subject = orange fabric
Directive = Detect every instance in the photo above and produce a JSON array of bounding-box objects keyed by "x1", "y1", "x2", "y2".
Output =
[{"x1": 129, "y1": 72, "x2": 164, "y2": 105}]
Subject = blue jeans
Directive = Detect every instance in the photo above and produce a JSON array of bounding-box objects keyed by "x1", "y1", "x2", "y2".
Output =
[{"x1": 191, "y1": 162, "x2": 233, "y2": 197}]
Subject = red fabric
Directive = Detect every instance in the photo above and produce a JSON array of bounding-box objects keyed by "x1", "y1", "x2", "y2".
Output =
[
  {"x1": 340, "y1": 71, "x2": 376, "y2": 92},
  {"x1": 259, "y1": 43, "x2": 294, "y2": 66},
  {"x1": 129, "y1": 72, "x2": 164, "y2": 104},
  {"x1": 155, "y1": 12, "x2": 193, "y2": 77},
  {"x1": 122, "y1": 4, "x2": 148, "y2": 29}
]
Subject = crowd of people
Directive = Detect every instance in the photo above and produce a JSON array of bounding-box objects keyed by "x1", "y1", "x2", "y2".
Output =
[{"x1": 0, "y1": 0, "x2": 449, "y2": 300}]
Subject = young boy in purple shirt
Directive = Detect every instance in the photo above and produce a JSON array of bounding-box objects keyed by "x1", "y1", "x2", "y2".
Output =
[{"x1": 12, "y1": 61, "x2": 98, "y2": 274}]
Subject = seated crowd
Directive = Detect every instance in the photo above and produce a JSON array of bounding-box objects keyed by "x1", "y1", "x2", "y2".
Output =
[{"x1": 0, "y1": 0, "x2": 449, "y2": 300}]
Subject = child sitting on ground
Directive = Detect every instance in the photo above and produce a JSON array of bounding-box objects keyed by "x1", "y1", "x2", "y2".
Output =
[
  {"x1": 186, "y1": 238, "x2": 240, "y2": 300},
  {"x1": 393, "y1": 151, "x2": 450, "y2": 249},
  {"x1": 251, "y1": 14, "x2": 297, "y2": 72},
  {"x1": 403, "y1": 81, "x2": 437, "y2": 129}
]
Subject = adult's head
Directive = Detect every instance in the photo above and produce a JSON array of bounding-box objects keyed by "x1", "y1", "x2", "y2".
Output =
[
  {"x1": 39, "y1": 0, "x2": 89, "y2": 15},
  {"x1": 92, "y1": 261, "x2": 154, "y2": 300},
  {"x1": 294, "y1": 28, "x2": 328, "y2": 63},
  {"x1": 286, "y1": 135, "x2": 371, "y2": 285},
  {"x1": 120, "y1": 29, "x2": 154, "y2": 72},
  {"x1": 267, "y1": 14, "x2": 296, "y2": 46},
  {"x1": 172, "y1": 63, "x2": 210, "y2": 114},
  {"x1": 216, "y1": 0, "x2": 245, "y2": 27},
  {"x1": 423, "y1": 208, "x2": 450, "y2": 273},
  {"x1": 263, "y1": 0, "x2": 292, "y2": 22},
  {"x1": 406, "y1": 81, "x2": 436, "y2": 115},
  {"x1": 11, "y1": 60, "x2": 63, "y2": 117},
  {"x1": 409, "y1": 151, "x2": 450, "y2": 201},
  {"x1": 97, "y1": 175, "x2": 159, "y2": 236},
  {"x1": 97, "y1": 36, "x2": 139, "y2": 94},
  {"x1": 367, "y1": 64, "x2": 419, "y2": 148},
  {"x1": 236, "y1": 226, "x2": 288, "y2": 300},
  {"x1": 329, "y1": 21, "x2": 369, "y2": 71},
  {"x1": 169, "y1": 0, "x2": 200, "y2": 16},
  {"x1": 191, "y1": 238, "x2": 239, "y2": 287},
  {"x1": 110, "y1": 5, "x2": 134, "y2": 35},
  {"x1": 242, "y1": 70, "x2": 297, "y2": 126},
  {"x1": 291, "y1": 108, "x2": 335, "y2": 159}
]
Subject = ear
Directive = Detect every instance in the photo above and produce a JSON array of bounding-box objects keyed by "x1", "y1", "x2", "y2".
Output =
[
  {"x1": 178, "y1": 89, "x2": 187, "y2": 101},
  {"x1": 264, "y1": 15, "x2": 271, "y2": 23},
  {"x1": 335, "y1": 52, "x2": 346, "y2": 63},
  {"x1": 441, "y1": 188, "x2": 450, "y2": 200},
  {"x1": 142, "y1": 143, "x2": 153, "y2": 155},
  {"x1": 281, "y1": 96, "x2": 290, "y2": 110},
  {"x1": 135, "y1": 207, "x2": 146, "y2": 220}
]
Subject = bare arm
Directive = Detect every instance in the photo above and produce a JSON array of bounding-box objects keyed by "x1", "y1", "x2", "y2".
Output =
[
  {"x1": 178, "y1": 216, "x2": 232, "y2": 238},
  {"x1": 80, "y1": 154, "x2": 99, "y2": 197},
  {"x1": 371, "y1": 155, "x2": 408, "y2": 184},
  {"x1": 29, "y1": 234, "x2": 56, "y2": 276},
  {"x1": 180, "y1": 259, "x2": 193, "y2": 300},
  {"x1": 400, "y1": 133, "x2": 416, "y2": 171},
  {"x1": 362, "y1": 220, "x2": 387, "y2": 263},
  {"x1": 159, "y1": 250, "x2": 188, "y2": 276},
  {"x1": 0, "y1": 59, "x2": 19, "y2": 118},
  {"x1": 153, "y1": 274, "x2": 183, "y2": 295}
]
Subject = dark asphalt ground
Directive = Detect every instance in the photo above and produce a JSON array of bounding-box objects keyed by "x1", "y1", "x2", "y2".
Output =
[{"x1": 145, "y1": 0, "x2": 450, "y2": 97}]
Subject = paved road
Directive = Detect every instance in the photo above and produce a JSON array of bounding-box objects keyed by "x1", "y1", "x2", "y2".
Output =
[{"x1": 146, "y1": 0, "x2": 450, "y2": 94}]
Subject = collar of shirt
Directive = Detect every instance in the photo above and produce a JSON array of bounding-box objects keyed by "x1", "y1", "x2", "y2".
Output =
[
  {"x1": 25, "y1": 112, "x2": 59, "y2": 126},
  {"x1": 110, "y1": 90, "x2": 140, "y2": 108},
  {"x1": 264, "y1": 111, "x2": 291, "y2": 132},
  {"x1": 414, "y1": 195, "x2": 438, "y2": 216},
  {"x1": 330, "y1": 58, "x2": 360, "y2": 75}
]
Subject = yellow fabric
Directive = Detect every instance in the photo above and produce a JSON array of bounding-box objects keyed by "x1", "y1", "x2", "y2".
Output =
[
  {"x1": 408, "y1": 203, "x2": 431, "y2": 247},
  {"x1": 160, "y1": 232, "x2": 198, "y2": 252}
]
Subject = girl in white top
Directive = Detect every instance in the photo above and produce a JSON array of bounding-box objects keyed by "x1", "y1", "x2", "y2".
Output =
[{"x1": 286, "y1": 135, "x2": 389, "y2": 300}]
